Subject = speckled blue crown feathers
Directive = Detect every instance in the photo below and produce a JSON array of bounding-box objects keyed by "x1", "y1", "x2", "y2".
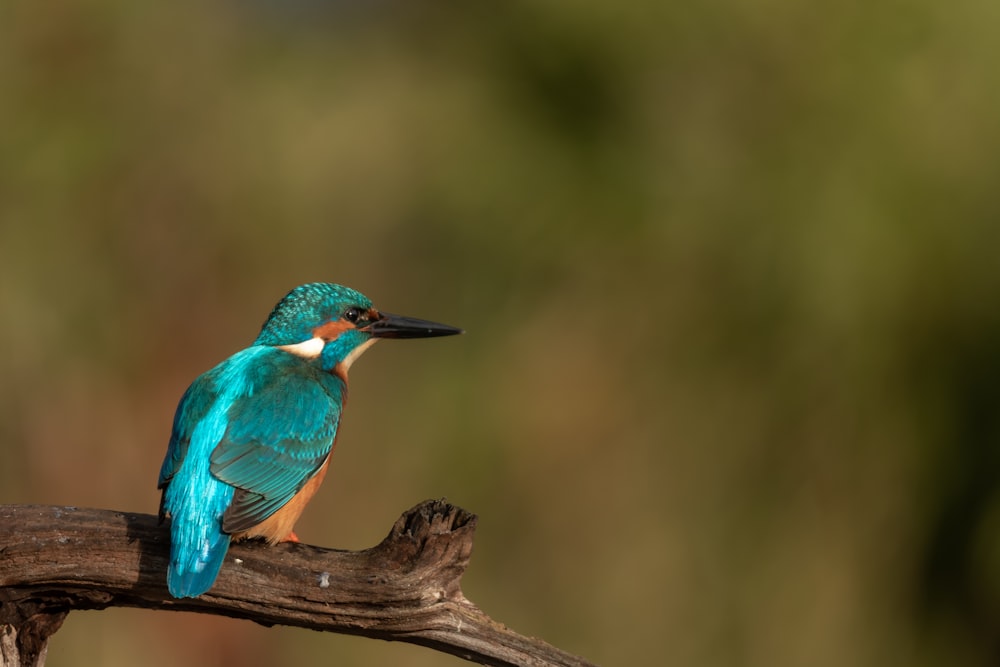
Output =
[{"x1": 254, "y1": 283, "x2": 373, "y2": 346}]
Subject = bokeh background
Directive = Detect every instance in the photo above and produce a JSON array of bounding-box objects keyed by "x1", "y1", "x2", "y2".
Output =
[{"x1": 2, "y1": 1, "x2": 1000, "y2": 666}]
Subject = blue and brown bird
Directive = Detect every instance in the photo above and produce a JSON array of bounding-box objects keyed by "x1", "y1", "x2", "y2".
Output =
[{"x1": 157, "y1": 283, "x2": 462, "y2": 598}]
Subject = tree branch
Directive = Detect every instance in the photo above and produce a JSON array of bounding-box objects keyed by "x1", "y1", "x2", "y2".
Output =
[{"x1": 0, "y1": 501, "x2": 596, "y2": 667}]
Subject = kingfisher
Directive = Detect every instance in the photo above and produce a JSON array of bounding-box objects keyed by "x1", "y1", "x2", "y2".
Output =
[{"x1": 157, "y1": 282, "x2": 462, "y2": 598}]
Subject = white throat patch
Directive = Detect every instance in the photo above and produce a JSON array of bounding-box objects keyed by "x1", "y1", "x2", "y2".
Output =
[
  {"x1": 276, "y1": 336, "x2": 378, "y2": 372},
  {"x1": 277, "y1": 337, "x2": 325, "y2": 359},
  {"x1": 338, "y1": 338, "x2": 378, "y2": 373}
]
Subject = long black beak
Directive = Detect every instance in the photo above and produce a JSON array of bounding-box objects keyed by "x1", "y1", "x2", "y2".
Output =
[{"x1": 364, "y1": 312, "x2": 464, "y2": 339}]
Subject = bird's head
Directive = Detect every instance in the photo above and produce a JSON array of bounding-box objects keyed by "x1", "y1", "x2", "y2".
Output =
[{"x1": 254, "y1": 283, "x2": 462, "y2": 376}]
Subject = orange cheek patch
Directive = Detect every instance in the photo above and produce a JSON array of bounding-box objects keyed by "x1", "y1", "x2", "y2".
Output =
[{"x1": 313, "y1": 319, "x2": 353, "y2": 340}]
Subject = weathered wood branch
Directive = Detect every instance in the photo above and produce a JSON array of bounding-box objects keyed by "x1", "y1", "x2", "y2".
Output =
[{"x1": 0, "y1": 501, "x2": 596, "y2": 667}]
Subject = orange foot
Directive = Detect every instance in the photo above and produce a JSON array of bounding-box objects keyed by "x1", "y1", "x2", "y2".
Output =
[{"x1": 281, "y1": 531, "x2": 300, "y2": 543}]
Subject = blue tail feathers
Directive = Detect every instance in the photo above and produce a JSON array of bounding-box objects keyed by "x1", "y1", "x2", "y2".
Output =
[
  {"x1": 167, "y1": 522, "x2": 231, "y2": 598},
  {"x1": 161, "y1": 456, "x2": 237, "y2": 598}
]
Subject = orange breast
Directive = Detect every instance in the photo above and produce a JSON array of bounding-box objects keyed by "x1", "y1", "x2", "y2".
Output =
[{"x1": 232, "y1": 456, "x2": 332, "y2": 544}]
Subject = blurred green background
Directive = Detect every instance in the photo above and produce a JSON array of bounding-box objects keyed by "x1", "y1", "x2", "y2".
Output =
[{"x1": 2, "y1": 1, "x2": 1000, "y2": 665}]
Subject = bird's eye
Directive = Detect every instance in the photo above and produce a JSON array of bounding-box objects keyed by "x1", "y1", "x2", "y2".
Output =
[{"x1": 343, "y1": 307, "x2": 362, "y2": 323}]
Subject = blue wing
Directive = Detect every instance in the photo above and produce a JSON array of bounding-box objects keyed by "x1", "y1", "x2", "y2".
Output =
[
  {"x1": 210, "y1": 356, "x2": 344, "y2": 533},
  {"x1": 158, "y1": 382, "x2": 211, "y2": 514},
  {"x1": 158, "y1": 346, "x2": 344, "y2": 598}
]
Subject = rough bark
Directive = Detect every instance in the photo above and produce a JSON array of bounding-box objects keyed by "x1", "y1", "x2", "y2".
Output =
[{"x1": 0, "y1": 500, "x2": 595, "y2": 667}]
